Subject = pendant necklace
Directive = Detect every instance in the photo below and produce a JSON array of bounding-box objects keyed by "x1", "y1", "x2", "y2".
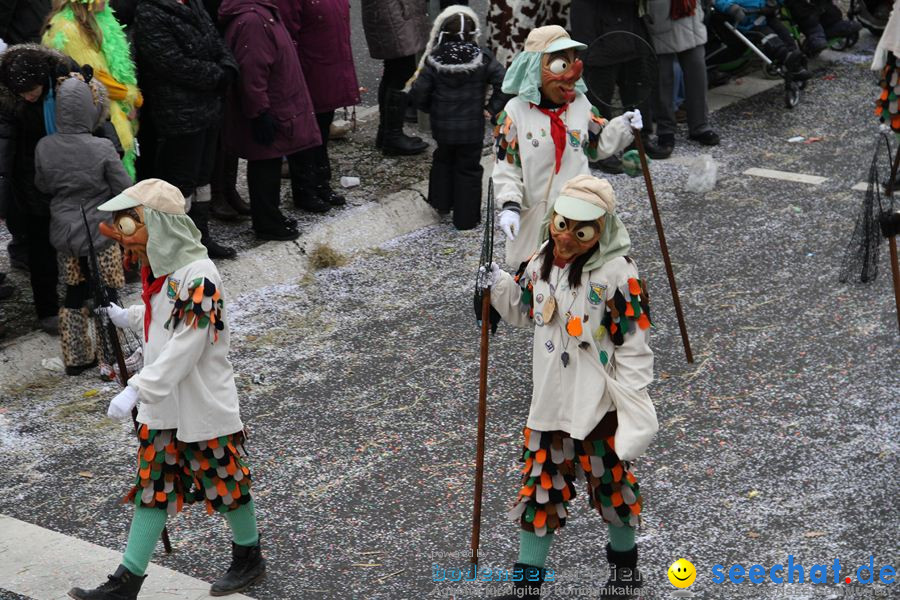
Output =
[{"x1": 551, "y1": 264, "x2": 579, "y2": 367}]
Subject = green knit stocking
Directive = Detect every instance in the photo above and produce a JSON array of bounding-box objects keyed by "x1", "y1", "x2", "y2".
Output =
[
  {"x1": 224, "y1": 500, "x2": 259, "y2": 546},
  {"x1": 607, "y1": 523, "x2": 636, "y2": 552},
  {"x1": 518, "y1": 529, "x2": 554, "y2": 568},
  {"x1": 121, "y1": 506, "x2": 168, "y2": 576}
]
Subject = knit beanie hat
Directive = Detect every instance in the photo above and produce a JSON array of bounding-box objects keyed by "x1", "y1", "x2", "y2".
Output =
[{"x1": 5, "y1": 48, "x2": 52, "y2": 94}]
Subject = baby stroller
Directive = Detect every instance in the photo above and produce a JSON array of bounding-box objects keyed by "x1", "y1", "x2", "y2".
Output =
[
  {"x1": 706, "y1": 6, "x2": 808, "y2": 108},
  {"x1": 849, "y1": 0, "x2": 891, "y2": 36}
]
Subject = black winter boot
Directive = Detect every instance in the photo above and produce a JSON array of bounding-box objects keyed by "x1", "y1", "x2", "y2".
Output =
[
  {"x1": 492, "y1": 563, "x2": 545, "y2": 599},
  {"x1": 601, "y1": 544, "x2": 642, "y2": 599},
  {"x1": 189, "y1": 199, "x2": 237, "y2": 260},
  {"x1": 824, "y1": 19, "x2": 862, "y2": 39},
  {"x1": 209, "y1": 541, "x2": 266, "y2": 596},
  {"x1": 289, "y1": 154, "x2": 331, "y2": 214},
  {"x1": 784, "y1": 51, "x2": 812, "y2": 81},
  {"x1": 68, "y1": 564, "x2": 146, "y2": 600},
  {"x1": 382, "y1": 89, "x2": 428, "y2": 156},
  {"x1": 315, "y1": 167, "x2": 346, "y2": 206}
]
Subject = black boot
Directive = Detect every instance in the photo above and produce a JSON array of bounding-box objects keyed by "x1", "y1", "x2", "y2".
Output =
[
  {"x1": 289, "y1": 153, "x2": 331, "y2": 214},
  {"x1": 68, "y1": 564, "x2": 146, "y2": 600},
  {"x1": 784, "y1": 50, "x2": 812, "y2": 81},
  {"x1": 492, "y1": 563, "x2": 545, "y2": 600},
  {"x1": 802, "y1": 24, "x2": 828, "y2": 56},
  {"x1": 209, "y1": 541, "x2": 266, "y2": 597},
  {"x1": 382, "y1": 89, "x2": 428, "y2": 156},
  {"x1": 315, "y1": 167, "x2": 346, "y2": 207},
  {"x1": 189, "y1": 200, "x2": 237, "y2": 260},
  {"x1": 601, "y1": 544, "x2": 642, "y2": 599}
]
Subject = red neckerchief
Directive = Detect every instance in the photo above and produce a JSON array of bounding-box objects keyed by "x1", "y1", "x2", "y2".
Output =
[
  {"x1": 535, "y1": 104, "x2": 569, "y2": 174},
  {"x1": 140, "y1": 265, "x2": 167, "y2": 342}
]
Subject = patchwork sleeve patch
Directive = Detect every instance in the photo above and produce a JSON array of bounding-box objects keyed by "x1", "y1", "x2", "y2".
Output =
[
  {"x1": 600, "y1": 277, "x2": 651, "y2": 347},
  {"x1": 493, "y1": 110, "x2": 521, "y2": 167},
  {"x1": 165, "y1": 277, "x2": 225, "y2": 341},
  {"x1": 585, "y1": 105, "x2": 609, "y2": 162},
  {"x1": 514, "y1": 260, "x2": 535, "y2": 320}
]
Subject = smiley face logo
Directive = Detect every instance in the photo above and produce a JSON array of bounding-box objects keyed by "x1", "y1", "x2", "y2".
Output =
[{"x1": 667, "y1": 559, "x2": 696, "y2": 588}]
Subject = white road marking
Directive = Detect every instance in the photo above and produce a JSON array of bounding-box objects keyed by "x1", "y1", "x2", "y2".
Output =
[
  {"x1": 743, "y1": 168, "x2": 828, "y2": 185},
  {"x1": 0, "y1": 514, "x2": 255, "y2": 600},
  {"x1": 851, "y1": 181, "x2": 874, "y2": 192}
]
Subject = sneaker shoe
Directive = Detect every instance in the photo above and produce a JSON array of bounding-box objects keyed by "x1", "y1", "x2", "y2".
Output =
[{"x1": 688, "y1": 130, "x2": 720, "y2": 146}]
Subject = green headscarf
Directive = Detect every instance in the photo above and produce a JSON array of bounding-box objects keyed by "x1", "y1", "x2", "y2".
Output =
[
  {"x1": 145, "y1": 207, "x2": 208, "y2": 277},
  {"x1": 501, "y1": 50, "x2": 589, "y2": 106}
]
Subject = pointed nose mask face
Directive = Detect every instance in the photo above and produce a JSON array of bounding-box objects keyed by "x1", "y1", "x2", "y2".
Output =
[
  {"x1": 100, "y1": 206, "x2": 149, "y2": 269},
  {"x1": 541, "y1": 49, "x2": 583, "y2": 105},
  {"x1": 549, "y1": 212, "x2": 603, "y2": 260}
]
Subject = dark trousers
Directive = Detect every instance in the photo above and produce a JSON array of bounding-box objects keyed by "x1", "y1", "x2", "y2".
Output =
[
  {"x1": 428, "y1": 142, "x2": 483, "y2": 230},
  {"x1": 5, "y1": 194, "x2": 28, "y2": 264},
  {"x1": 25, "y1": 214, "x2": 58, "y2": 319},
  {"x1": 378, "y1": 55, "x2": 417, "y2": 108},
  {"x1": 246, "y1": 150, "x2": 316, "y2": 234},
  {"x1": 155, "y1": 125, "x2": 220, "y2": 199},
  {"x1": 314, "y1": 110, "x2": 335, "y2": 179},
  {"x1": 584, "y1": 57, "x2": 654, "y2": 131},
  {"x1": 654, "y1": 45, "x2": 710, "y2": 138},
  {"x1": 750, "y1": 19, "x2": 799, "y2": 63}
]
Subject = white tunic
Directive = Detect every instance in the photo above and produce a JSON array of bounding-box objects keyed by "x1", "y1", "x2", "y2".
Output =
[
  {"x1": 124, "y1": 258, "x2": 243, "y2": 443},
  {"x1": 492, "y1": 93, "x2": 633, "y2": 266},
  {"x1": 490, "y1": 253, "x2": 654, "y2": 440}
]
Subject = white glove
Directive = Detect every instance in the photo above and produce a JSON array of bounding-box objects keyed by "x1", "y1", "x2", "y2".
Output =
[
  {"x1": 103, "y1": 302, "x2": 130, "y2": 329},
  {"x1": 107, "y1": 386, "x2": 138, "y2": 421},
  {"x1": 499, "y1": 209, "x2": 520, "y2": 241},
  {"x1": 478, "y1": 262, "x2": 502, "y2": 290},
  {"x1": 623, "y1": 109, "x2": 643, "y2": 131}
]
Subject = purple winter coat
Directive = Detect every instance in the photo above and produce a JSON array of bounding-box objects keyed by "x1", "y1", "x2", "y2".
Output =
[
  {"x1": 276, "y1": 0, "x2": 360, "y2": 113},
  {"x1": 219, "y1": 0, "x2": 321, "y2": 160}
]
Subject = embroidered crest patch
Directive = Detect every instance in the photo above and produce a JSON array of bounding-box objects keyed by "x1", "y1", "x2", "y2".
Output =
[
  {"x1": 545, "y1": 340, "x2": 554, "y2": 353},
  {"x1": 166, "y1": 278, "x2": 179, "y2": 299},
  {"x1": 535, "y1": 313, "x2": 544, "y2": 326},
  {"x1": 588, "y1": 282, "x2": 606, "y2": 305}
]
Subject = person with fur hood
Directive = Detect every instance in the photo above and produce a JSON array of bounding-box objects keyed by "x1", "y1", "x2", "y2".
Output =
[
  {"x1": 407, "y1": 5, "x2": 506, "y2": 230},
  {"x1": 0, "y1": 43, "x2": 79, "y2": 334}
]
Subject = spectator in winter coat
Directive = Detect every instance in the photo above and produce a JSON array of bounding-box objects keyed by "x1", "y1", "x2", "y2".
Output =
[
  {"x1": 133, "y1": 0, "x2": 238, "y2": 259},
  {"x1": 407, "y1": 5, "x2": 506, "y2": 230},
  {"x1": 34, "y1": 74, "x2": 131, "y2": 375},
  {"x1": 0, "y1": 44, "x2": 80, "y2": 334},
  {"x1": 0, "y1": 0, "x2": 52, "y2": 271},
  {"x1": 570, "y1": 0, "x2": 669, "y2": 168},
  {"x1": 0, "y1": 0, "x2": 52, "y2": 45},
  {"x1": 219, "y1": 0, "x2": 323, "y2": 242},
  {"x1": 278, "y1": 0, "x2": 360, "y2": 207},
  {"x1": 646, "y1": 0, "x2": 720, "y2": 156},
  {"x1": 361, "y1": 0, "x2": 429, "y2": 156}
]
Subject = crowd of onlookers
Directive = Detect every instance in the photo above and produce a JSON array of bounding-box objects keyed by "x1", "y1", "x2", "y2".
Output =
[{"x1": 0, "y1": 0, "x2": 871, "y2": 345}]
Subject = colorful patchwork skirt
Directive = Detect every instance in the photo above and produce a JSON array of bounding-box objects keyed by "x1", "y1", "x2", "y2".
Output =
[
  {"x1": 508, "y1": 414, "x2": 642, "y2": 536},
  {"x1": 123, "y1": 425, "x2": 252, "y2": 516}
]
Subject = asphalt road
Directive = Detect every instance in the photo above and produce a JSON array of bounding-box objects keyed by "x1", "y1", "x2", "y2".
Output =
[{"x1": 1, "y1": 39, "x2": 898, "y2": 600}]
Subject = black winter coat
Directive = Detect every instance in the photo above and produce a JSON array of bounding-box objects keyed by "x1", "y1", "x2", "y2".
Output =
[
  {"x1": 133, "y1": 0, "x2": 237, "y2": 136},
  {"x1": 0, "y1": 45, "x2": 76, "y2": 218},
  {"x1": 570, "y1": 0, "x2": 653, "y2": 66},
  {"x1": 0, "y1": 0, "x2": 52, "y2": 45},
  {"x1": 408, "y1": 42, "x2": 507, "y2": 147}
]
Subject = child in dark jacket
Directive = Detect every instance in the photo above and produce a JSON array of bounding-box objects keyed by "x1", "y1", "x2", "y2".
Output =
[
  {"x1": 34, "y1": 73, "x2": 132, "y2": 376},
  {"x1": 407, "y1": 4, "x2": 506, "y2": 230}
]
